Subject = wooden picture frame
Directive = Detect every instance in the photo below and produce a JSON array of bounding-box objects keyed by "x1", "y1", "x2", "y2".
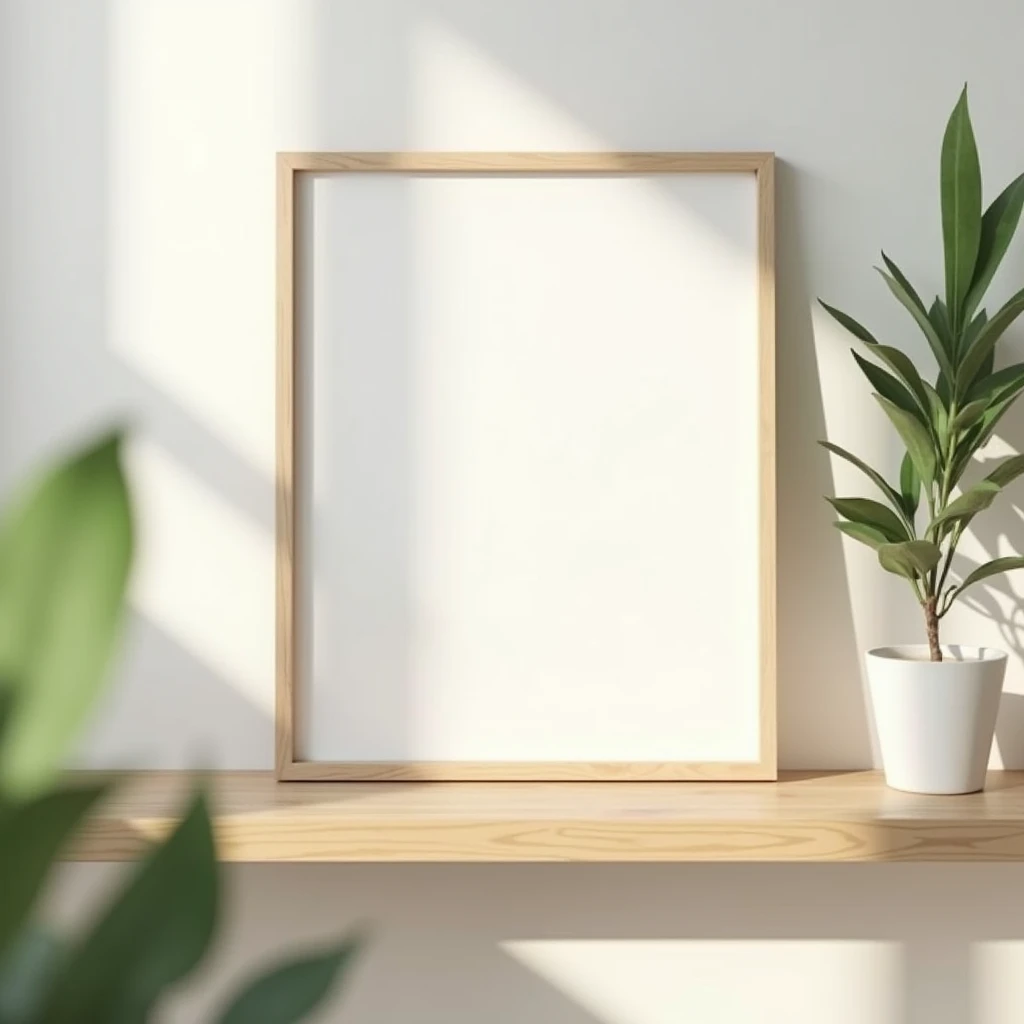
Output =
[{"x1": 276, "y1": 152, "x2": 776, "y2": 781}]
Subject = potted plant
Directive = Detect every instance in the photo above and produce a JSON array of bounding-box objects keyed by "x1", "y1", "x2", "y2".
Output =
[{"x1": 821, "y1": 87, "x2": 1024, "y2": 795}]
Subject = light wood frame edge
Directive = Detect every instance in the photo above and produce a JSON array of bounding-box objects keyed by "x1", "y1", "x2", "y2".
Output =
[
  {"x1": 275, "y1": 152, "x2": 777, "y2": 782},
  {"x1": 275, "y1": 153, "x2": 295, "y2": 777}
]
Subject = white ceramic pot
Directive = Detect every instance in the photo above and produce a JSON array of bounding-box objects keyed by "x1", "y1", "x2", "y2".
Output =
[{"x1": 866, "y1": 645, "x2": 1007, "y2": 794}]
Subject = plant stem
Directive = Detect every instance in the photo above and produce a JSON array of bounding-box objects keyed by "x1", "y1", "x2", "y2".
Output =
[
  {"x1": 924, "y1": 480, "x2": 940, "y2": 604},
  {"x1": 927, "y1": 410, "x2": 961, "y2": 632},
  {"x1": 934, "y1": 522, "x2": 962, "y2": 613},
  {"x1": 924, "y1": 595, "x2": 942, "y2": 662}
]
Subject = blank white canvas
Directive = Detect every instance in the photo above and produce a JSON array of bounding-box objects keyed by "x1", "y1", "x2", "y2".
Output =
[{"x1": 300, "y1": 171, "x2": 761, "y2": 763}]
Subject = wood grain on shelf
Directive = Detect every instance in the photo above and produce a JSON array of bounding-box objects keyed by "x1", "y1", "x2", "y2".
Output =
[{"x1": 68, "y1": 770, "x2": 1024, "y2": 864}]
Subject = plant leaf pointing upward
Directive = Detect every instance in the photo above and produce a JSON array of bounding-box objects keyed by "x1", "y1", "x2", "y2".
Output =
[{"x1": 941, "y1": 85, "x2": 982, "y2": 331}]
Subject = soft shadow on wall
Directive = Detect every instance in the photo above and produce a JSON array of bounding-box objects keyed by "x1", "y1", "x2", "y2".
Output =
[
  {"x1": 6, "y1": 0, "x2": 1002, "y2": 771},
  {"x1": 0, "y1": 0, "x2": 278, "y2": 768},
  {"x1": 7, "y1": 1, "x2": 1024, "y2": 770},
  {"x1": 10, "y1": 4, "x2": 1024, "y2": 1024}
]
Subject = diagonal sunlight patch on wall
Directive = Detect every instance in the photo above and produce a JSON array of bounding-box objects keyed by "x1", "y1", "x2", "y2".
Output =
[
  {"x1": 976, "y1": 941, "x2": 1024, "y2": 1024},
  {"x1": 412, "y1": 20, "x2": 608, "y2": 150},
  {"x1": 504, "y1": 940, "x2": 900, "y2": 1024},
  {"x1": 106, "y1": 0, "x2": 278, "y2": 483},
  {"x1": 101, "y1": 0, "x2": 290, "y2": 753},
  {"x1": 128, "y1": 437, "x2": 275, "y2": 716}
]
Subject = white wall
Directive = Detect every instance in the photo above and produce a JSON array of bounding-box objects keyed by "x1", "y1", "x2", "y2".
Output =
[{"x1": 6, "y1": 0, "x2": 1024, "y2": 1020}]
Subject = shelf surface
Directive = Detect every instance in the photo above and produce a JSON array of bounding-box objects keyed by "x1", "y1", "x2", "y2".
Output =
[{"x1": 68, "y1": 770, "x2": 1024, "y2": 863}]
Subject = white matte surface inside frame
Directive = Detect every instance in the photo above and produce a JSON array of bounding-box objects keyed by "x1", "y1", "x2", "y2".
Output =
[{"x1": 299, "y1": 170, "x2": 760, "y2": 764}]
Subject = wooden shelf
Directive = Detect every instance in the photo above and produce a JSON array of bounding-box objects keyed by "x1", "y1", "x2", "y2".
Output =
[{"x1": 67, "y1": 770, "x2": 1024, "y2": 863}]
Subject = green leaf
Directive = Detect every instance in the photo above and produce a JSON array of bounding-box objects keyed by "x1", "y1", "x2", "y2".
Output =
[
  {"x1": 881, "y1": 253, "x2": 930, "y2": 319},
  {"x1": 928, "y1": 297, "x2": 955, "y2": 358},
  {"x1": 957, "y1": 374, "x2": 1024, "y2": 465},
  {"x1": 878, "y1": 540, "x2": 942, "y2": 579},
  {"x1": 964, "y1": 172, "x2": 1024, "y2": 322},
  {"x1": 930, "y1": 480, "x2": 1002, "y2": 531},
  {"x1": 949, "y1": 398, "x2": 989, "y2": 434},
  {"x1": 966, "y1": 360, "x2": 1024, "y2": 404},
  {"x1": 0, "y1": 783, "x2": 108, "y2": 962},
  {"x1": 941, "y1": 85, "x2": 983, "y2": 331},
  {"x1": 877, "y1": 268, "x2": 955, "y2": 379},
  {"x1": 956, "y1": 287, "x2": 1024, "y2": 395},
  {"x1": 39, "y1": 789, "x2": 219, "y2": 1024},
  {"x1": 984, "y1": 454, "x2": 1024, "y2": 488},
  {"x1": 0, "y1": 432, "x2": 134, "y2": 800},
  {"x1": 851, "y1": 350, "x2": 923, "y2": 418},
  {"x1": 819, "y1": 301, "x2": 881, "y2": 346},
  {"x1": 819, "y1": 441, "x2": 905, "y2": 512},
  {"x1": 951, "y1": 419, "x2": 985, "y2": 477},
  {"x1": 953, "y1": 556, "x2": 1024, "y2": 598},
  {"x1": 874, "y1": 394, "x2": 938, "y2": 487},
  {"x1": 951, "y1": 420, "x2": 988, "y2": 481},
  {"x1": 0, "y1": 930, "x2": 64, "y2": 1024},
  {"x1": 217, "y1": 936, "x2": 363, "y2": 1024},
  {"x1": 960, "y1": 308, "x2": 989, "y2": 365},
  {"x1": 0, "y1": 688, "x2": 12, "y2": 753},
  {"x1": 922, "y1": 381, "x2": 949, "y2": 447},
  {"x1": 833, "y1": 521, "x2": 890, "y2": 549},
  {"x1": 973, "y1": 383, "x2": 1024, "y2": 450},
  {"x1": 937, "y1": 368, "x2": 953, "y2": 406},
  {"x1": 826, "y1": 496, "x2": 909, "y2": 542},
  {"x1": 993, "y1": 375, "x2": 1024, "y2": 408},
  {"x1": 883, "y1": 256, "x2": 956, "y2": 376},
  {"x1": 900, "y1": 452, "x2": 921, "y2": 519},
  {"x1": 979, "y1": 351, "x2": 997, "y2": 380},
  {"x1": 868, "y1": 344, "x2": 932, "y2": 416}
]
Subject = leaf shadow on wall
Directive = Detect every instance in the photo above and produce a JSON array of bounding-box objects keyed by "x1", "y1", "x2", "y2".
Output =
[
  {"x1": 941, "y1": 384, "x2": 1024, "y2": 767},
  {"x1": 953, "y1": 581, "x2": 1024, "y2": 770}
]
